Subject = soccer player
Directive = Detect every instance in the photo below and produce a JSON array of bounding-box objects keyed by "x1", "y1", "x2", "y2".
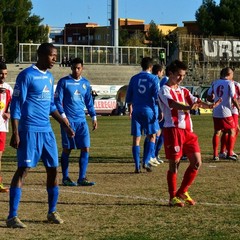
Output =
[
  {"x1": 0, "y1": 62, "x2": 13, "y2": 193},
  {"x1": 6, "y1": 43, "x2": 75, "y2": 228},
  {"x1": 207, "y1": 67, "x2": 240, "y2": 161},
  {"x1": 159, "y1": 60, "x2": 221, "y2": 207},
  {"x1": 219, "y1": 77, "x2": 240, "y2": 159},
  {"x1": 126, "y1": 57, "x2": 159, "y2": 173},
  {"x1": 54, "y1": 57, "x2": 97, "y2": 186},
  {"x1": 144, "y1": 63, "x2": 165, "y2": 167}
]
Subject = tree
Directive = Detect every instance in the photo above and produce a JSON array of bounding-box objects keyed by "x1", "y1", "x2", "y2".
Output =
[
  {"x1": 124, "y1": 31, "x2": 145, "y2": 47},
  {"x1": 196, "y1": 0, "x2": 240, "y2": 36},
  {"x1": 146, "y1": 20, "x2": 164, "y2": 47},
  {"x1": 0, "y1": 0, "x2": 49, "y2": 62}
]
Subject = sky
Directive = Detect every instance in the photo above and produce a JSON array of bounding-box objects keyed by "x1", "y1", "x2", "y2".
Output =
[{"x1": 31, "y1": 0, "x2": 221, "y2": 29}]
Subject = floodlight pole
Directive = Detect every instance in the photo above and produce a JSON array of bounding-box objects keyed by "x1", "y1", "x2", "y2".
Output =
[{"x1": 111, "y1": 0, "x2": 119, "y2": 64}]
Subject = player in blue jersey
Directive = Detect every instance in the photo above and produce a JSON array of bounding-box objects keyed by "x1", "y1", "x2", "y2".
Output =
[
  {"x1": 54, "y1": 58, "x2": 97, "y2": 187},
  {"x1": 126, "y1": 57, "x2": 160, "y2": 173},
  {"x1": 6, "y1": 43, "x2": 75, "y2": 228}
]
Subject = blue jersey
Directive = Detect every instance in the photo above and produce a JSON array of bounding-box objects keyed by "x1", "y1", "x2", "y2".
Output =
[
  {"x1": 54, "y1": 75, "x2": 96, "y2": 122},
  {"x1": 126, "y1": 71, "x2": 159, "y2": 112},
  {"x1": 160, "y1": 76, "x2": 168, "y2": 87},
  {"x1": 10, "y1": 65, "x2": 56, "y2": 132}
]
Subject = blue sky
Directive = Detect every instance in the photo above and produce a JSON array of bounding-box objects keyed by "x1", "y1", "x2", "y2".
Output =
[{"x1": 31, "y1": 0, "x2": 221, "y2": 28}]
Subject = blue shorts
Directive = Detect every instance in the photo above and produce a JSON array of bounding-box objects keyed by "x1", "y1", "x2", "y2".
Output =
[
  {"x1": 131, "y1": 110, "x2": 158, "y2": 137},
  {"x1": 61, "y1": 121, "x2": 90, "y2": 149},
  {"x1": 17, "y1": 131, "x2": 58, "y2": 168}
]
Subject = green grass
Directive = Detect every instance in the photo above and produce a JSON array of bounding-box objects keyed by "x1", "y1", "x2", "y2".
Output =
[{"x1": 1, "y1": 114, "x2": 240, "y2": 240}]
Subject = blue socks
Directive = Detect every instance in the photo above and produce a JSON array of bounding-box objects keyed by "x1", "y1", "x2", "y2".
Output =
[
  {"x1": 132, "y1": 145, "x2": 140, "y2": 170},
  {"x1": 8, "y1": 187, "x2": 22, "y2": 219},
  {"x1": 78, "y1": 152, "x2": 89, "y2": 181},
  {"x1": 61, "y1": 152, "x2": 70, "y2": 180},
  {"x1": 47, "y1": 186, "x2": 59, "y2": 214}
]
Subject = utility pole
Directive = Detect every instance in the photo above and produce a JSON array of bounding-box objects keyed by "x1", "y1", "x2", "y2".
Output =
[{"x1": 111, "y1": 0, "x2": 119, "y2": 64}]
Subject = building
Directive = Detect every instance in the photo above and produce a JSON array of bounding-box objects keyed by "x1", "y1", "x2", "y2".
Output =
[{"x1": 50, "y1": 18, "x2": 179, "y2": 46}]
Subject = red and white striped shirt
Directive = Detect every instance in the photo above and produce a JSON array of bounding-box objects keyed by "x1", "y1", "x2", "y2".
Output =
[
  {"x1": 0, "y1": 82, "x2": 13, "y2": 132},
  {"x1": 159, "y1": 85, "x2": 197, "y2": 132}
]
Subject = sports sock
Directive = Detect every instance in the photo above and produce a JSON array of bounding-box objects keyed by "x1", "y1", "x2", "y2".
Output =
[
  {"x1": 78, "y1": 151, "x2": 89, "y2": 181},
  {"x1": 132, "y1": 146, "x2": 140, "y2": 170},
  {"x1": 212, "y1": 134, "x2": 219, "y2": 157},
  {"x1": 177, "y1": 166, "x2": 198, "y2": 194},
  {"x1": 143, "y1": 141, "x2": 155, "y2": 164},
  {"x1": 61, "y1": 152, "x2": 70, "y2": 180},
  {"x1": 220, "y1": 132, "x2": 227, "y2": 153},
  {"x1": 8, "y1": 187, "x2": 22, "y2": 219},
  {"x1": 47, "y1": 186, "x2": 59, "y2": 214},
  {"x1": 167, "y1": 170, "x2": 177, "y2": 199},
  {"x1": 155, "y1": 134, "x2": 164, "y2": 158},
  {"x1": 227, "y1": 135, "x2": 235, "y2": 156}
]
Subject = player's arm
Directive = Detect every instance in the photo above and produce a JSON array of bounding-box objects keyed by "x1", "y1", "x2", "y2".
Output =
[
  {"x1": 10, "y1": 118, "x2": 20, "y2": 149},
  {"x1": 232, "y1": 98, "x2": 240, "y2": 113},
  {"x1": 197, "y1": 98, "x2": 222, "y2": 109},
  {"x1": 51, "y1": 110, "x2": 75, "y2": 138},
  {"x1": 84, "y1": 84, "x2": 97, "y2": 131},
  {"x1": 168, "y1": 99, "x2": 192, "y2": 111}
]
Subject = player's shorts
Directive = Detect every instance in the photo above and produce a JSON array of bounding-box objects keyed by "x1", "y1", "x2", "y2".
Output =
[
  {"x1": 131, "y1": 109, "x2": 158, "y2": 137},
  {"x1": 0, "y1": 132, "x2": 6, "y2": 151},
  {"x1": 17, "y1": 131, "x2": 58, "y2": 168},
  {"x1": 232, "y1": 114, "x2": 239, "y2": 129},
  {"x1": 61, "y1": 121, "x2": 90, "y2": 149},
  {"x1": 213, "y1": 116, "x2": 235, "y2": 131},
  {"x1": 163, "y1": 127, "x2": 200, "y2": 161}
]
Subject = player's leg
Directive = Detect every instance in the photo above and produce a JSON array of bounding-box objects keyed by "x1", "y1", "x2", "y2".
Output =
[
  {"x1": 131, "y1": 116, "x2": 142, "y2": 172},
  {"x1": 219, "y1": 131, "x2": 228, "y2": 159},
  {"x1": 7, "y1": 131, "x2": 39, "y2": 228},
  {"x1": 163, "y1": 128, "x2": 184, "y2": 207},
  {"x1": 0, "y1": 132, "x2": 8, "y2": 192},
  {"x1": 176, "y1": 131, "x2": 201, "y2": 205},
  {"x1": 75, "y1": 121, "x2": 95, "y2": 186},
  {"x1": 60, "y1": 125, "x2": 76, "y2": 186},
  {"x1": 132, "y1": 136, "x2": 142, "y2": 173},
  {"x1": 6, "y1": 167, "x2": 29, "y2": 228},
  {"x1": 42, "y1": 132, "x2": 63, "y2": 224},
  {"x1": 61, "y1": 148, "x2": 76, "y2": 186}
]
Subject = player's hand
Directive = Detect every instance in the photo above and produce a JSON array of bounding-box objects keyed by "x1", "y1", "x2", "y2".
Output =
[
  {"x1": 2, "y1": 112, "x2": 10, "y2": 121},
  {"x1": 62, "y1": 124, "x2": 75, "y2": 138},
  {"x1": 212, "y1": 98, "x2": 222, "y2": 108},
  {"x1": 10, "y1": 133, "x2": 20, "y2": 149},
  {"x1": 92, "y1": 120, "x2": 97, "y2": 131}
]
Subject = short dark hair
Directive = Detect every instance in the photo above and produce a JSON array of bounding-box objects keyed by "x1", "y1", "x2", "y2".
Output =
[
  {"x1": 0, "y1": 61, "x2": 7, "y2": 70},
  {"x1": 152, "y1": 64, "x2": 163, "y2": 75},
  {"x1": 168, "y1": 60, "x2": 187, "y2": 74},
  {"x1": 71, "y1": 58, "x2": 83, "y2": 66},
  {"x1": 141, "y1": 57, "x2": 153, "y2": 70},
  {"x1": 37, "y1": 43, "x2": 56, "y2": 56},
  {"x1": 220, "y1": 67, "x2": 234, "y2": 79}
]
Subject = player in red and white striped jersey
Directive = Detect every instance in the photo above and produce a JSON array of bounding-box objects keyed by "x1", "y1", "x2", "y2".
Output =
[
  {"x1": 207, "y1": 67, "x2": 240, "y2": 161},
  {"x1": 159, "y1": 60, "x2": 221, "y2": 207},
  {"x1": 0, "y1": 62, "x2": 13, "y2": 193},
  {"x1": 219, "y1": 78, "x2": 240, "y2": 159}
]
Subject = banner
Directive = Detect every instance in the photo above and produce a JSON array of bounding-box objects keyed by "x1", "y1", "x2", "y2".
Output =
[{"x1": 202, "y1": 39, "x2": 240, "y2": 62}]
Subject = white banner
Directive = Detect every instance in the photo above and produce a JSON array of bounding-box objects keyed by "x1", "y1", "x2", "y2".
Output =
[{"x1": 202, "y1": 39, "x2": 240, "y2": 62}]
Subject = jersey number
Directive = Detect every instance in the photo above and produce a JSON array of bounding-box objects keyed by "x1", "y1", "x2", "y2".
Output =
[{"x1": 138, "y1": 79, "x2": 147, "y2": 94}]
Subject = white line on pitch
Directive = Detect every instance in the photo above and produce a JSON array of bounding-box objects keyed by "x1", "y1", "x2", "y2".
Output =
[{"x1": 25, "y1": 187, "x2": 240, "y2": 208}]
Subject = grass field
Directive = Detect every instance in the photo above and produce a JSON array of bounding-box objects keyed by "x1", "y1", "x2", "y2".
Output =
[{"x1": 1, "y1": 114, "x2": 240, "y2": 240}]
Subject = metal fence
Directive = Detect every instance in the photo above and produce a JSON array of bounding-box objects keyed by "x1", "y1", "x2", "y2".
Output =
[{"x1": 18, "y1": 43, "x2": 165, "y2": 65}]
